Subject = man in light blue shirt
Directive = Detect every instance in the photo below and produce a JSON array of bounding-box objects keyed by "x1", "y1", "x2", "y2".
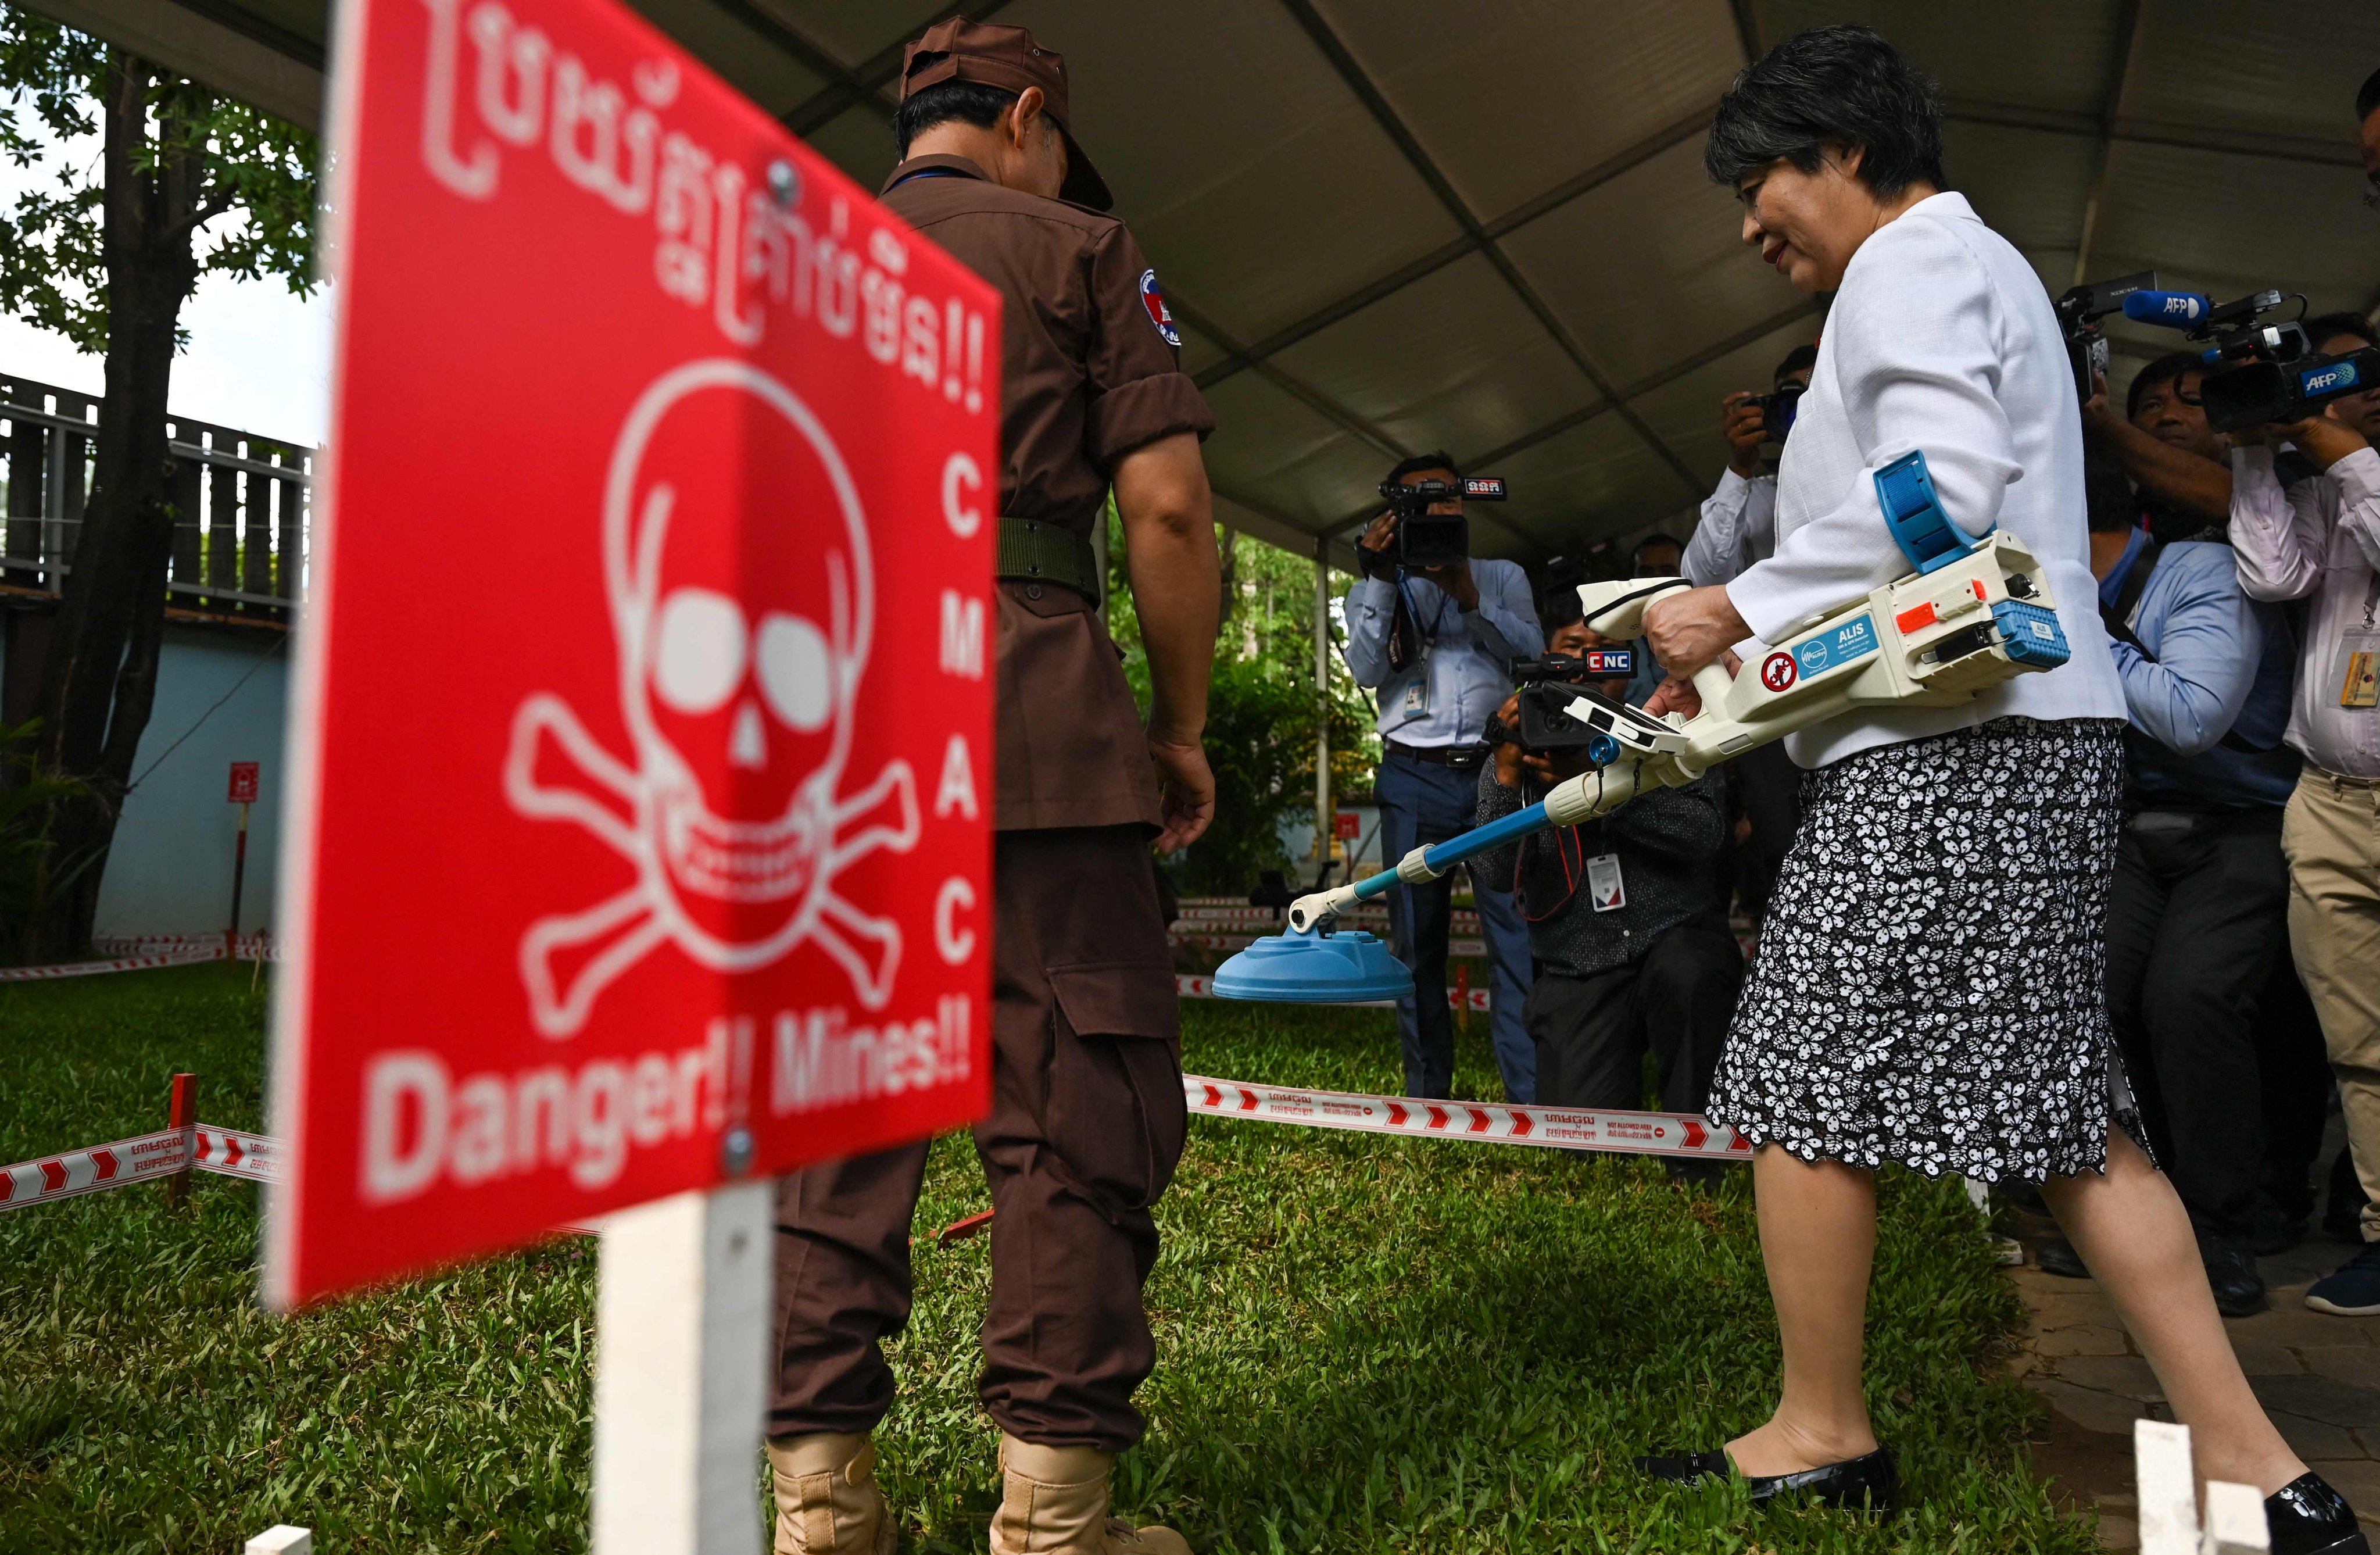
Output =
[
  {"x1": 2032, "y1": 453, "x2": 2304, "y2": 1318},
  {"x1": 1341, "y1": 452, "x2": 1542, "y2": 1100}
]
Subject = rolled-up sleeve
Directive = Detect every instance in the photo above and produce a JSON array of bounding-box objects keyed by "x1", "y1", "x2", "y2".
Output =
[
  {"x1": 1083, "y1": 226, "x2": 1215, "y2": 467},
  {"x1": 1341, "y1": 577, "x2": 1395, "y2": 687},
  {"x1": 2228, "y1": 446, "x2": 2325, "y2": 602},
  {"x1": 1727, "y1": 222, "x2": 2020, "y2": 642},
  {"x1": 2116, "y1": 550, "x2": 2260, "y2": 756},
  {"x1": 1684, "y1": 470, "x2": 1774, "y2": 587}
]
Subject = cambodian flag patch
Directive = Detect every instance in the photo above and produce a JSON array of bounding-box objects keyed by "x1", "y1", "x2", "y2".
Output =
[{"x1": 1140, "y1": 268, "x2": 1181, "y2": 347}]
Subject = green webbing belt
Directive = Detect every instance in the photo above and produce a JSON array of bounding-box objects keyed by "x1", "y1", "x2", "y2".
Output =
[{"x1": 996, "y1": 517, "x2": 1100, "y2": 602}]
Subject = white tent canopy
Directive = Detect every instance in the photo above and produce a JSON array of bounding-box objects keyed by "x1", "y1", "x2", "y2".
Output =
[{"x1": 31, "y1": 0, "x2": 2380, "y2": 564}]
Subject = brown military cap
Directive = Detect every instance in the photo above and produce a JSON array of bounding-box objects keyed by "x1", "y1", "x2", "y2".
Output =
[{"x1": 900, "y1": 18, "x2": 1112, "y2": 211}]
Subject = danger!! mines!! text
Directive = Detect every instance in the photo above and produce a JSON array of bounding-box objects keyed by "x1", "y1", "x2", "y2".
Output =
[
  {"x1": 417, "y1": 0, "x2": 990, "y2": 408},
  {"x1": 360, "y1": 997, "x2": 970, "y2": 1202}
]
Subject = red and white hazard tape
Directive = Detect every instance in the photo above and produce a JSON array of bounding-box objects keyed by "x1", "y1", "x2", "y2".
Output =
[
  {"x1": 0, "y1": 946, "x2": 227, "y2": 982},
  {"x1": 0, "y1": 935, "x2": 280, "y2": 982},
  {"x1": 0, "y1": 1122, "x2": 278, "y2": 1212},
  {"x1": 1175, "y1": 973, "x2": 1488, "y2": 1010},
  {"x1": 1183, "y1": 1074, "x2": 1749, "y2": 1162}
]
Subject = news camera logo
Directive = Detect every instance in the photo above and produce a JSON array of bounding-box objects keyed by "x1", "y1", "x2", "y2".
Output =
[
  {"x1": 503, "y1": 360, "x2": 921, "y2": 1038},
  {"x1": 2304, "y1": 361, "x2": 2363, "y2": 396}
]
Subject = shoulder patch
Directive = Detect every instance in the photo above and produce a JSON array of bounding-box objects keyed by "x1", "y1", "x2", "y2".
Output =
[{"x1": 1139, "y1": 268, "x2": 1181, "y2": 348}]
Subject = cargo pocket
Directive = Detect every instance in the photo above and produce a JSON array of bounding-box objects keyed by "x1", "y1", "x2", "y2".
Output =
[{"x1": 1041, "y1": 961, "x2": 1186, "y2": 1219}]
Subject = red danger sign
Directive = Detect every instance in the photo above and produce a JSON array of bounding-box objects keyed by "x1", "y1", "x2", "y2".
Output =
[
  {"x1": 228, "y1": 762, "x2": 259, "y2": 804},
  {"x1": 270, "y1": 0, "x2": 999, "y2": 1306},
  {"x1": 1760, "y1": 652, "x2": 1798, "y2": 693}
]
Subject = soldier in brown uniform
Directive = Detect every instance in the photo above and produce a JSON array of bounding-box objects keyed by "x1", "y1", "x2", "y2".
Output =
[{"x1": 764, "y1": 20, "x2": 1221, "y2": 1555}]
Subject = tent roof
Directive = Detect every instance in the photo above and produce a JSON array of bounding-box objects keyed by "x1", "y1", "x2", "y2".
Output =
[{"x1": 35, "y1": 0, "x2": 2380, "y2": 566}]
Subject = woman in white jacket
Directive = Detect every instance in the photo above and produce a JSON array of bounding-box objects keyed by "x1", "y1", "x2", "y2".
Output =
[{"x1": 1633, "y1": 26, "x2": 2363, "y2": 1552}]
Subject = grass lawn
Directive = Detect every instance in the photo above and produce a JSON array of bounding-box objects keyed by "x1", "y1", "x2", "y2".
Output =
[{"x1": 0, "y1": 962, "x2": 2098, "y2": 1553}]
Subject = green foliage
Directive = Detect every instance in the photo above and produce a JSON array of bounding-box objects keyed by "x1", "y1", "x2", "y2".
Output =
[
  {"x1": 1106, "y1": 506, "x2": 1380, "y2": 895},
  {"x1": 0, "y1": 719, "x2": 89, "y2": 958},
  {"x1": 0, "y1": 967, "x2": 2098, "y2": 1552},
  {"x1": 0, "y1": 7, "x2": 318, "y2": 353}
]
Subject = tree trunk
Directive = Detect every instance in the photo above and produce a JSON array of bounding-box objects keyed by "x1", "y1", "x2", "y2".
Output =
[{"x1": 19, "y1": 52, "x2": 202, "y2": 961}]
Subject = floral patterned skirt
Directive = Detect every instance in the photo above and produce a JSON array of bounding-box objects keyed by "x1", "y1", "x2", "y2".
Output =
[{"x1": 1704, "y1": 717, "x2": 2143, "y2": 1184}]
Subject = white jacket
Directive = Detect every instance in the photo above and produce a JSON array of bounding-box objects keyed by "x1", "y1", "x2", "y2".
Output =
[{"x1": 1726, "y1": 191, "x2": 2125, "y2": 768}]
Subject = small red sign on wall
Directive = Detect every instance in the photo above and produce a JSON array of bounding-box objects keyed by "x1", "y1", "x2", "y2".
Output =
[
  {"x1": 1334, "y1": 812, "x2": 1362, "y2": 840},
  {"x1": 228, "y1": 762, "x2": 260, "y2": 805}
]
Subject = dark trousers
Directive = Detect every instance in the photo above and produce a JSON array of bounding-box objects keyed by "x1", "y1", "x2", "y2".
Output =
[
  {"x1": 1730, "y1": 743, "x2": 1803, "y2": 920},
  {"x1": 1524, "y1": 913, "x2": 1743, "y2": 1113},
  {"x1": 1376, "y1": 750, "x2": 1536, "y2": 1101},
  {"x1": 2256, "y1": 955, "x2": 2333, "y2": 1225},
  {"x1": 768, "y1": 826, "x2": 1186, "y2": 1452},
  {"x1": 2105, "y1": 806, "x2": 2291, "y2": 1242}
]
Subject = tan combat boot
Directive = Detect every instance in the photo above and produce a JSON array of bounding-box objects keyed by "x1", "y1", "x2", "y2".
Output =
[
  {"x1": 767, "y1": 1432, "x2": 896, "y2": 1555},
  {"x1": 989, "y1": 1435, "x2": 1190, "y2": 1555}
]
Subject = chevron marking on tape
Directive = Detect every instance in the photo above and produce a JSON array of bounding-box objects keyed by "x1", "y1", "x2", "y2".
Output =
[
  {"x1": 1180, "y1": 1075, "x2": 1750, "y2": 1161},
  {"x1": 0, "y1": 1129, "x2": 193, "y2": 1211}
]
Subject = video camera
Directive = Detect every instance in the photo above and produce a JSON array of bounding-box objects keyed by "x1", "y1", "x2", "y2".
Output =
[
  {"x1": 2055, "y1": 270, "x2": 2159, "y2": 403},
  {"x1": 1485, "y1": 649, "x2": 1636, "y2": 755},
  {"x1": 1375, "y1": 474, "x2": 1507, "y2": 569},
  {"x1": 2117, "y1": 284, "x2": 2379, "y2": 432}
]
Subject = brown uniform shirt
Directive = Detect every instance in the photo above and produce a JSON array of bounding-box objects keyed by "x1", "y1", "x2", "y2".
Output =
[{"x1": 881, "y1": 155, "x2": 1214, "y2": 832}]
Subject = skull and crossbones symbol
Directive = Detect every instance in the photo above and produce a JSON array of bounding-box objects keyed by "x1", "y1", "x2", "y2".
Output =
[{"x1": 504, "y1": 359, "x2": 919, "y2": 1038}]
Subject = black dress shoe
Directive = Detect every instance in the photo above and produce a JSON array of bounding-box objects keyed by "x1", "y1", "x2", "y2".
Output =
[
  {"x1": 2200, "y1": 1238, "x2": 2269, "y2": 1318},
  {"x1": 2034, "y1": 1237, "x2": 2090, "y2": 1278},
  {"x1": 2266, "y1": 1472, "x2": 2371, "y2": 1555},
  {"x1": 1635, "y1": 1446, "x2": 1898, "y2": 1513}
]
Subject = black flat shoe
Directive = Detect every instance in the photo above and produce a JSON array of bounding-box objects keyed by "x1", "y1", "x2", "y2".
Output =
[
  {"x1": 1635, "y1": 1446, "x2": 1898, "y2": 1513},
  {"x1": 2267, "y1": 1472, "x2": 2371, "y2": 1555}
]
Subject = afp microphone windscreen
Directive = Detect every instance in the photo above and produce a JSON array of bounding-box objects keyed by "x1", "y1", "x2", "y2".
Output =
[{"x1": 2122, "y1": 290, "x2": 2212, "y2": 327}]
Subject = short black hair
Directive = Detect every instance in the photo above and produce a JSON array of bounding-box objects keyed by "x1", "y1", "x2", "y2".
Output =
[
  {"x1": 1706, "y1": 24, "x2": 1946, "y2": 199},
  {"x1": 1630, "y1": 533, "x2": 1684, "y2": 577},
  {"x1": 2084, "y1": 449, "x2": 2136, "y2": 535},
  {"x1": 2127, "y1": 351, "x2": 2207, "y2": 420},
  {"x1": 1774, "y1": 343, "x2": 1819, "y2": 381},
  {"x1": 2357, "y1": 66, "x2": 2380, "y2": 124},
  {"x1": 1386, "y1": 450, "x2": 1461, "y2": 484},
  {"x1": 2304, "y1": 310, "x2": 2376, "y2": 351},
  {"x1": 895, "y1": 80, "x2": 1019, "y2": 157}
]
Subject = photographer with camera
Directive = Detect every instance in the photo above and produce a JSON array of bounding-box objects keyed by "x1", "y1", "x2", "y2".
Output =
[
  {"x1": 2084, "y1": 351, "x2": 2235, "y2": 545},
  {"x1": 1343, "y1": 452, "x2": 1543, "y2": 1102},
  {"x1": 1684, "y1": 344, "x2": 1819, "y2": 588},
  {"x1": 2228, "y1": 306, "x2": 2380, "y2": 1318},
  {"x1": 1681, "y1": 345, "x2": 1819, "y2": 920},
  {"x1": 1470, "y1": 598, "x2": 1740, "y2": 1182}
]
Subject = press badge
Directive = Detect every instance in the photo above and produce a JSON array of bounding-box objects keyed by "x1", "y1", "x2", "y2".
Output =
[
  {"x1": 2334, "y1": 632, "x2": 2380, "y2": 710},
  {"x1": 1587, "y1": 853, "x2": 1626, "y2": 912},
  {"x1": 1402, "y1": 676, "x2": 1429, "y2": 715}
]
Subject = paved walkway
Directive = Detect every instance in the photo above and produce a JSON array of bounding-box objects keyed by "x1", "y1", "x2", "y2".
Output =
[{"x1": 2012, "y1": 1228, "x2": 2380, "y2": 1548}]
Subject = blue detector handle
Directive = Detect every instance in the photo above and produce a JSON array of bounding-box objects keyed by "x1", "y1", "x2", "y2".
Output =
[{"x1": 1873, "y1": 450, "x2": 1988, "y2": 575}]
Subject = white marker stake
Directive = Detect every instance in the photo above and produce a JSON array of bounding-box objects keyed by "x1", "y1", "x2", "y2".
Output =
[
  {"x1": 246, "y1": 1528, "x2": 313, "y2": 1555},
  {"x1": 592, "y1": 1182, "x2": 773, "y2": 1555},
  {"x1": 2136, "y1": 1419, "x2": 2202, "y2": 1555},
  {"x1": 2201, "y1": 1479, "x2": 2271, "y2": 1555}
]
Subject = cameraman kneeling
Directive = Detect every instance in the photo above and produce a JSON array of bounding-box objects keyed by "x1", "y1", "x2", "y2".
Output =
[{"x1": 1471, "y1": 605, "x2": 1742, "y2": 1178}]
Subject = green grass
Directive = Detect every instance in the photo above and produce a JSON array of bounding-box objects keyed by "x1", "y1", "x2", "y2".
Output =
[{"x1": 0, "y1": 963, "x2": 2098, "y2": 1553}]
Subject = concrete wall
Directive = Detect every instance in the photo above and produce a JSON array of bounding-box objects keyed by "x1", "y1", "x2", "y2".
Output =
[{"x1": 0, "y1": 619, "x2": 288, "y2": 936}]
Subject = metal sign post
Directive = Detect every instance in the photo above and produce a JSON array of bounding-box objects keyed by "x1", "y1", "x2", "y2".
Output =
[{"x1": 228, "y1": 762, "x2": 259, "y2": 948}]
